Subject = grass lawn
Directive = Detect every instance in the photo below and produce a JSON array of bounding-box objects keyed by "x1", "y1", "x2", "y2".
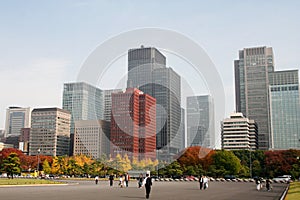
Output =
[
  {"x1": 0, "y1": 178, "x2": 63, "y2": 185},
  {"x1": 285, "y1": 182, "x2": 300, "y2": 200}
]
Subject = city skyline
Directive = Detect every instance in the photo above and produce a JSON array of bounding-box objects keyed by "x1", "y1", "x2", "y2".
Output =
[{"x1": 1, "y1": 1, "x2": 300, "y2": 151}]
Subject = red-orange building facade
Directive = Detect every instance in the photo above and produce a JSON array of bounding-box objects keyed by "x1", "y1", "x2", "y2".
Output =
[{"x1": 110, "y1": 88, "x2": 156, "y2": 161}]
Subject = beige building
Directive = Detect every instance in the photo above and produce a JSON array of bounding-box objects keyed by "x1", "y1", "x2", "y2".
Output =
[
  {"x1": 0, "y1": 142, "x2": 14, "y2": 151},
  {"x1": 221, "y1": 113, "x2": 258, "y2": 150},
  {"x1": 74, "y1": 120, "x2": 110, "y2": 159},
  {"x1": 29, "y1": 108, "x2": 70, "y2": 156}
]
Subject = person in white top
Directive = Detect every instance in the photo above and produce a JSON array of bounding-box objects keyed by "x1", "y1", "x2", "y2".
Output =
[
  {"x1": 203, "y1": 176, "x2": 209, "y2": 189},
  {"x1": 119, "y1": 176, "x2": 124, "y2": 188}
]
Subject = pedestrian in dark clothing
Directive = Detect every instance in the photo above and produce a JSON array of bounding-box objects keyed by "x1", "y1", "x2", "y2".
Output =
[
  {"x1": 138, "y1": 174, "x2": 144, "y2": 188},
  {"x1": 266, "y1": 179, "x2": 272, "y2": 191},
  {"x1": 95, "y1": 176, "x2": 99, "y2": 185},
  {"x1": 142, "y1": 174, "x2": 152, "y2": 199},
  {"x1": 125, "y1": 172, "x2": 130, "y2": 187},
  {"x1": 199, "y1": 175, "x2": 204, "y2": 190},
  {"x1": 109, "y1": 174, "x2": 114, "y2": 187}
]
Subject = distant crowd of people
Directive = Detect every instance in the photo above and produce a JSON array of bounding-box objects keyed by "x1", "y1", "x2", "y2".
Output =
[
  {"x1": 94, "y1": 173, "x2": 273, "y2": 199},
  {"x1": 94, "y1": 172, "x2": 152, "y2": 198},
  {"x1": 255, "y1": 177, "x2": 272, "y2": 191}
]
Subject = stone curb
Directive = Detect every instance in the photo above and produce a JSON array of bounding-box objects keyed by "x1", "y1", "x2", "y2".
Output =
[{"x1": 0, "y1": 183, "x2": 77, "y2": 187}]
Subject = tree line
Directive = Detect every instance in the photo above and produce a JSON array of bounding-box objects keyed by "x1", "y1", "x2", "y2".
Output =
[{"x1": 0, "y1": 147, "x2": 299, "y2": 179}]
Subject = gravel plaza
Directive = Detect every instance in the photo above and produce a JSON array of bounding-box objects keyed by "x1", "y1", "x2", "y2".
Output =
[{"x1": 0, "y1": 180, "x2": 288, "y2": 200}]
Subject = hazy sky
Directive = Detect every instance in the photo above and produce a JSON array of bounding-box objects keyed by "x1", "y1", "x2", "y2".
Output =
[{"x1": 1, "y1": 0, "x2": 300, "y2": 131}]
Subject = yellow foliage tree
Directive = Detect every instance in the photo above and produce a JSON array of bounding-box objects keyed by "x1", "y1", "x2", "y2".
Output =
[
  {"x1": 131, "y1": 157, "x2": 139, "y2": 170},
  {"x1": 73, "y1": 154, "x2": 93, "y2": 168},
  {"x1": 121, "y1": 154, "x2": 132, "y2": 172},
  {"x1": 51, "y1": 157, "x2": 60, "y2": 174}
]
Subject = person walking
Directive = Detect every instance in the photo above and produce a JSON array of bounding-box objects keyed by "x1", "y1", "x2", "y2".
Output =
[
  {"x1": 109, "y1": 174, "x2": 114, "y2": 187},
  {"x1": 138, "y1": 173, "x2": 144, "y2": 188},
  {"x1": 119, "y1": 175, "x2": 124, "y2": 188},
  {"x1": 142, "y1": 173, "x2": 152, "y2": 199},
  {"x1": 203, "y1": 176, "x2": 209, "y2": 190},
  {"x1": 199, "y1": 175, "x2": 204, "y2": 190},
  {"x1": 266, "y1": 179, "x2": 272, "y2": 191},
  {"x1": 95, "y1": 176, "x2": 99, "y2": 185},
  {"x1": 256, "y1": 177, "x2": 261, "y2": 191},
  {"x1": 125, "y1": 172, "x2": 130, "y2": 187}
]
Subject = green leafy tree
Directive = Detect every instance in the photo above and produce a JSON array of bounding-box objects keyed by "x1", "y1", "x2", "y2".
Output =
[
  {"x1": 184, "y1": 165, "x2": 196, "y2": 176},
  {"x1": 2, "y1": 153, "x2": 21, "y2": 179},
  {"x1": 233, "y1": 150, "x2": 250, "y2": 167},
  {"x1": 165, "y1": 161, "x2": 183, "y2": 177},
  {"x1": 67, "y1": 158, "x2": 80, "y2": 176},
  {"x1": 290, "y1": 164, "x2": 300, "y2": 180},
  {"x1": 252, "y1": 160, "x2": 262, "y2": 177},
  {"x1": 90, "y1": 160, "x2": 104, "y2": 176},
  {"x1": 83, "y1": 163, "x2": 91, "y2": 177},
  {"x1": 211, "y1": 150, "x2": 242, "y2": 177}
]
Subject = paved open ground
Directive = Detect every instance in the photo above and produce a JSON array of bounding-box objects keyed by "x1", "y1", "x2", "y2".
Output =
[{"x1": 0, "y1": 180, "x2": 288, "y2": 200}]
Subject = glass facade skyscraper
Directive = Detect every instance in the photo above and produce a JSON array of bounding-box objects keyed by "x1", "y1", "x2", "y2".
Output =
[
  {"x1": 235, "y1": 46, "x2": 274, "y2": 150},
  {"x1": 269, "y1": 70, "x2": 300, "y2": 149},
  {"x1": 187, "y1": 95, "x2": 215, "y2": 148},
  {"x1": 62, "y1": 82, "x2": 104, "y2": 155},
  {"x1": 103, "y1": 89, "x2": 122, "y2": 121}
]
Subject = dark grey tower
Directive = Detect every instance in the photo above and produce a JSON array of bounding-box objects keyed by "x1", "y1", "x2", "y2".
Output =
[
  {"x1": 127, "y1": 46, "x2": 166, "y2": 96},
  {"x1": 127, "y1": 46, "x2": 181, "y2": 161}
]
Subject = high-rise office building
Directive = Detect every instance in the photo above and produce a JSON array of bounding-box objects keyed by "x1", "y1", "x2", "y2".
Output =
[
  {"x1": 5, "y1": 107, "x2": 31, "y2": 138},
  {"x1": 138, "y1": 91, "x2": 157, "y2": 160},
  {"x1": 127, "y1": 46, "x2": 181, "y2": 161},
  {"x1": 0, "y1": 130, "x2": 4, "y2": 141},
  {"x1": 29, "y1": 108, "x2": 70, "y2": 156},
  {"x1": 187, "y1": 95, "x2": 215, "y2": 148},
  {"x1": 74, "y1": 120, "x2": 110, "y2": 159},
  {"x1": 62, "y1": 82, "x2": 104, "y2": 155},
  {"x1": 180, "y1": 108, "x2": 186, "y2": 150},
  {"x1": 235, "y1": 46, "x2": 274, "y2": 149},
  {"x1": 127, "y1": 46, "x2": 166, "y2": 94},
  {"x1": 269, "y1": 70, "x2": 300, "y2": 149},
  {"x1": 103, "y1": 89, "x2": 122, "y2": 121},
  {"x1": 110, "y1": 88, "x2": 156, "y2": 160},
  {"x1": 221, "y1": 113, "x2": 258, "y2": 150},
  {"x1": 19, "y1": 128, "x2": 30, "y2": 153}
]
